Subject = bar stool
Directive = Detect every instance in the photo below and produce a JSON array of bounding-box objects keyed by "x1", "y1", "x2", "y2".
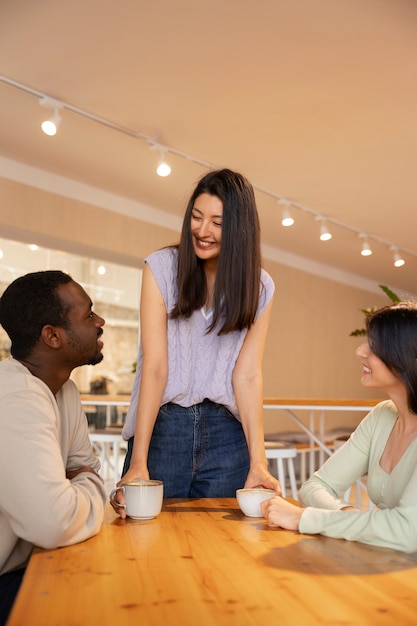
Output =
[{"x1": 264, "y1": 441, "x2": 298, "y2": 500}]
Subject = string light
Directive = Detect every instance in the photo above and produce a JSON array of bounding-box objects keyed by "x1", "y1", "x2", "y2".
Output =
[{"x1": 0, "y1": 75, "x2": 414, "y2": 270}]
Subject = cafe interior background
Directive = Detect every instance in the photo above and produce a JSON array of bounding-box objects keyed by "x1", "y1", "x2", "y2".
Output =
[{"x1": 1, "y1": 0, "x2": 416, "y2": 436}]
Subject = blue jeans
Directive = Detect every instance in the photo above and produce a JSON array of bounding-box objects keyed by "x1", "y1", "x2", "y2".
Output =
[{"x1": 122, "y1": 399, "x2": 250, "y2": 498}]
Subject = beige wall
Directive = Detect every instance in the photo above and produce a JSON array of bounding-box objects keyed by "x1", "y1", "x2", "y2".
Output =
[{"x1": 0, "y1": 177, "x2": 390, "y2": 435}]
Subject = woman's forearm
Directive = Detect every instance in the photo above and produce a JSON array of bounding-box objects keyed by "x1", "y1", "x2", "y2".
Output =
[
  {"x1": 129, "y1": 366, "x2": 168, "y2": 471},
  {"x1": 234, "y1": 374, "x2": 267, "y2": 468}
]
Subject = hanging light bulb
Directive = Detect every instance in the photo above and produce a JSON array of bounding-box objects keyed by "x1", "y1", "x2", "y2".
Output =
[
  {"x1": 391, "y1": 247, "x2": 405, "y2": 267},
  {"x1": 39, "y1": 97, "x2": 61, "y2": 136},
  {"x1": 157, "y1": 151, "x2": 171, "y2": 177}
]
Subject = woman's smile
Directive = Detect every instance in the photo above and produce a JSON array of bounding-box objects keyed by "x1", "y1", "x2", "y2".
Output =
[{"x1": 191, "y1": 193, "x2": 223, "y2": 262}]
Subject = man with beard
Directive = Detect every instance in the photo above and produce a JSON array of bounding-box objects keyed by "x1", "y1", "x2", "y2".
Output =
[{"x1": 0, "y1": 270, "x2": 107, "y2": 624}]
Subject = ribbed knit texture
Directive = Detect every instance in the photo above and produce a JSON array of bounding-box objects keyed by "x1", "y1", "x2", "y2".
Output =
[{"x1": 123, "y1": 247, "x2": 274, "y2": 439}]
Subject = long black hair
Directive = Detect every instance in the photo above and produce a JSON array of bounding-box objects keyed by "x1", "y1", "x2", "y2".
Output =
[
  {"x1": 366, "y1": 301, "x2": 417, "y2": 413},
  {"x1": 170, "y1": 169, "x2": 262, "y2": 334}
]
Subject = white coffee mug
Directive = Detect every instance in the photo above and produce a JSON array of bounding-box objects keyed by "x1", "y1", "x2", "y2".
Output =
[{"x1": 110, "y1": 480, "x2": 163, "y2": 520}]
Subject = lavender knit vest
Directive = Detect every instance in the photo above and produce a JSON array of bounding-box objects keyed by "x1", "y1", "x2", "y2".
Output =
[{"x1": 122, "y1": 247, "x2": 274, "y2": 439}]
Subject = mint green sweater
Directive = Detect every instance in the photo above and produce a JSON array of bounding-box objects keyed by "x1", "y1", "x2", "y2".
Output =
[{"x1": 299, "y1": 400, "x2": 417, "y2": 553}]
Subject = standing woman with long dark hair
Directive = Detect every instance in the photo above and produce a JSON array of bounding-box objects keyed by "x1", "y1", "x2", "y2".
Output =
[{"x1": 118, "y1": 169, "x2": 279, "y2": 503}]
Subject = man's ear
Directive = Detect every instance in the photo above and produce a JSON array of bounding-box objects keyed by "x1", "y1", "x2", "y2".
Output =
[{"x1": 40, "y1": 325, "x2": 63, "y2": 349}]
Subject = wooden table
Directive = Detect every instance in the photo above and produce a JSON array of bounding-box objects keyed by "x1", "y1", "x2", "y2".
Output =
[{"x1": 7, "y1": 499, "x2": 417, "y2": 626}]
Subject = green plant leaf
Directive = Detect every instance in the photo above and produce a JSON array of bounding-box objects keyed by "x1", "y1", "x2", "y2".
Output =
[
  {"x1": 350, "y1": 285, "x2": 401, "y2": 336},
  {"x1": 379, "y1": 284, "x2": 400, "y2": 302},
  {"x1": 350, "y1": 329, "x2": 367, "y2": 337}
]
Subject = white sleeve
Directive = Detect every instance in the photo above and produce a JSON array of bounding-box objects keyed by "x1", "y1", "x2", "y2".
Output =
[{"x1": 0, "y1": 387, "x2": 106, "y2": 550}]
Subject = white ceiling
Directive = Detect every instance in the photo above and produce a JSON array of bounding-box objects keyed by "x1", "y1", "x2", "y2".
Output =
[{"x1": 1, "y1": 0, "x2": 417, "y2": 295}]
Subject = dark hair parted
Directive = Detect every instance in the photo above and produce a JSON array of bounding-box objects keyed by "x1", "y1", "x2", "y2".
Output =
[
  {"x1": 0, "y1": 270, "x2": 74, "y2": 359},
  {"x1": 366, "y1": 301, "x2": 417, "y2": 414},
  {"x1": 170, "y1": 169, "x2": 262, "y2": 334}
]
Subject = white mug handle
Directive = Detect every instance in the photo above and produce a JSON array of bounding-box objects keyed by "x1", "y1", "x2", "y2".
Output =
[{"x1": 109, "y1": 486, "x2": 126, "y2": 509}]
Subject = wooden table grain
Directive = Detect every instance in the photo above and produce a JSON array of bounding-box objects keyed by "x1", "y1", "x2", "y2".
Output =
[{"x1": 7, "y1": 498, "x2": 417, "y2": 626}]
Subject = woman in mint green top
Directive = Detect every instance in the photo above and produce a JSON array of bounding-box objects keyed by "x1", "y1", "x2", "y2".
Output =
[{"x1": 262, "y1": 301, "x2": 417, "y2": 553}]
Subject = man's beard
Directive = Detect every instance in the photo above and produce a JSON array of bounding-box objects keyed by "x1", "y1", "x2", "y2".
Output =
[{"x1": 87, "y1": 351, "x2": 104, "y2": 366}]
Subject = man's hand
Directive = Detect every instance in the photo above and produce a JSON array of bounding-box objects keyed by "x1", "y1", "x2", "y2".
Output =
[{"x1": 66, "y1": 466, "x2": 100, "y2": 480}]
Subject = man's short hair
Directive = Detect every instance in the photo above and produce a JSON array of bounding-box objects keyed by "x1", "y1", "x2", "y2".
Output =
[{"x1": 0, "y1": 270, "x2": 74, "y2": 359}]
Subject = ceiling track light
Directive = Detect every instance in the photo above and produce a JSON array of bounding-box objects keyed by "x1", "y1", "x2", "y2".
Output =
[
  {"x1": 39, "y1": 96, "x2": 61, "y2": 136},
  {"x1": 278, "y1": 200, "x2": 294, "y2": 227},
  {"x1": 157, "y1": 152, "x2": 171, "y2": 177},
  {"x1": 391, "y1": 246, "x2": 405, "y2": 268},
  {"x1": 316, "y1": 217, "x2": 332, "y2": 241},
  {"x1": 1, "y1": 79, "x2": 414, "y2": 271},
  {"x1": 148, "y1": 141, "x2": 172, "y2": 177},
  {"x1": 359, "y1": 233, "x2": 372, "y2": 256}
]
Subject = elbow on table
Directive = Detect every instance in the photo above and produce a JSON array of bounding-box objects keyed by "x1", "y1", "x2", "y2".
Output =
[
  {"x1": 30, "y1": 497, "x2": 105, "y2": 549},
  {"x1": 34, "y1": 513, "x2": 103, "y2": 550}
]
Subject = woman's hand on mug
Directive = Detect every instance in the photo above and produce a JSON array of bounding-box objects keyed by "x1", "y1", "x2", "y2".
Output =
[
  {"x1": 244, "y1": 465, "x2": 282, "y2": 496},
  {"x1": 111, "y1": 467, "x2": 150, "y2": 518},
  {"x1": 261, "y1": 496, "x2": 304, "y2": 530},
  {"x1": 117, "y1": 466, "x2": 149, "y2": 487}
]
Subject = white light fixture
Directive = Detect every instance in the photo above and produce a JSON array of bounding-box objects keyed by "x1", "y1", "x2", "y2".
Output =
[
  {"x1": 279, "y1": 201, "x2": 294, "y2": 227},
  {"x1": 148, "y1": 141, "x2": 172, "y2": 177},
  {"x1": 156, "y1": 151, "x2": 171, "y2": 177},
  {"x1": 359, "y1": 234, "x2": 372, "y2": 256},
  {"x1": 317, "y1": 217, "x2": 332, "y2": 241},
  {"x1": 0, "y1": 249, "x2": 3, "y2": 260},
  {"x1": 40, "y1": 97, "x2": 61, "y2": 136},
  {"x1": 97, "y1": 265, "x2": 106, "y2": 275},
  {"x1": 391, "y1": 247, "x2": 405, "y2": 267},
  {"x1": 3, "y1": 79, "x2": 417, "y2": 273},
  {"x1": 29, "y1": 244, "x2": 38, "y2": 251}
]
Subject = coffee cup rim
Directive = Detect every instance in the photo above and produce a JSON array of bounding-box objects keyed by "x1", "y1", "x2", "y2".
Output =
[{"x1": 123, "y1": 479, "x2": 163, "y2": 487}]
